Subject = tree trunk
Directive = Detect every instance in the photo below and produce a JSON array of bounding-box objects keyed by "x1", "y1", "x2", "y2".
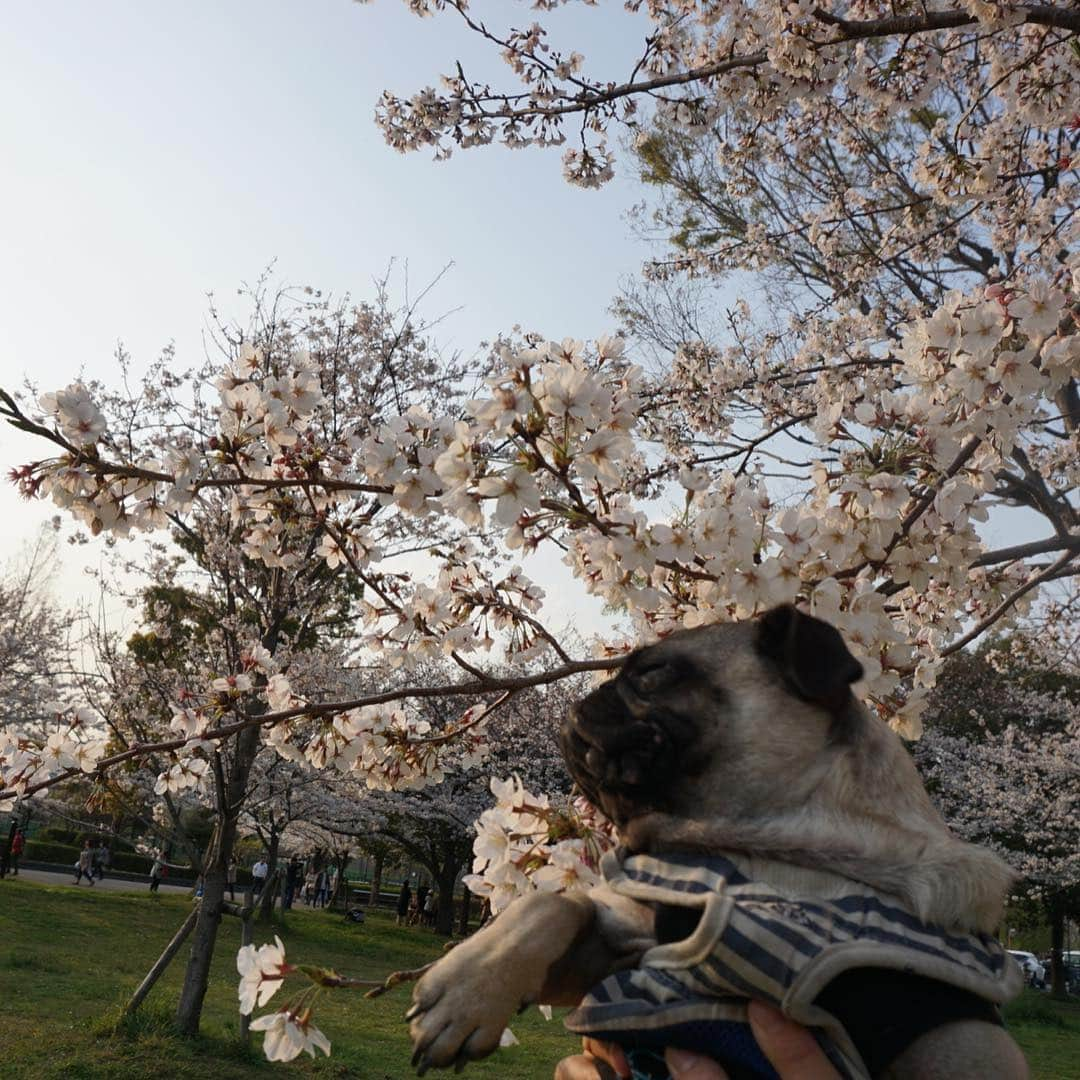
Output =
[
  {"x1": 333, "y1": 852, "x2": 349, "y2": 910},
  {"x1": 367, "y1": 850, "x2": 384, "y2": 909},
  {"x1": 457, "y1": 885, "x2": 471, "y2": 937},
  {"x1": 435, "y1": 862, "x2": 459, "y2": 936},
  {"x1": 259, "y1": 828, "x2": 281, "y2": 921},
  {"x1": 239, "y1": 892, "x2": 254, "y2": 1043},
  {"x1": 174, "y1": 723, "x2": 261, "y2": 1036},
  {"x1": 1048, "y1": 894, "x2": 1067, "y2": 998}
]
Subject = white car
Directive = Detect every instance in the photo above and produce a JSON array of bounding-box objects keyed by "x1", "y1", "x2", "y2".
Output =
[{"x1": 1007, "y1": 950, "x2": 1046, "y2": 988}]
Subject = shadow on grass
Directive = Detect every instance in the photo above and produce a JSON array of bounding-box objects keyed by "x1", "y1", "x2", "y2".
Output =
[
  {"x1": 2, "y1": 951, "x2": 72, "y2": 975},
  {"x1": 94, "y1": 1002, "x2": 264, "y2": 1067}
]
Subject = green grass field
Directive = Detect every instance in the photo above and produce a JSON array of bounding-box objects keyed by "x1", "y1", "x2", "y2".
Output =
[{"x1": 1, "y1": 878, "x2": 1077, "y2": 1078}]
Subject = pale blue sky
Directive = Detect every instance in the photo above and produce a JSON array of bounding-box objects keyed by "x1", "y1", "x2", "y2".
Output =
[
  {"x1": 0, "y1": 0, "x2": 1041, "y2": 629},
  {"x1": 0, "y1": 1, "x2": 654, "y2": 619}
]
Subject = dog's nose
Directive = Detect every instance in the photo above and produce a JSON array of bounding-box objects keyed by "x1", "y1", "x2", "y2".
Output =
[{"x1": 569, "y1": 681, "x2": 625, "y2": 742}]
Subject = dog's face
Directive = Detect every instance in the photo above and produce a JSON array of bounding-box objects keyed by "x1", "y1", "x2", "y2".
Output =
[{"x1": 561, "y1": 604, "x2": 865, "y2": 829}]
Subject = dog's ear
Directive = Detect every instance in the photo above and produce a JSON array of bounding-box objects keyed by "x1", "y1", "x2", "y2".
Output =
[{"x1": 755, "y1": 604, "x2": 864, "y2": 727}]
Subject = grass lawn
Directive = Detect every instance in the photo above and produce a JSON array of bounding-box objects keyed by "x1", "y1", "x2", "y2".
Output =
[
  {"x1": 1, "y1": 878, "x2": 1078, "y2": 1078},
  {"x1": 0, "y1": 878, "x2": 572, "y2": 1078}
]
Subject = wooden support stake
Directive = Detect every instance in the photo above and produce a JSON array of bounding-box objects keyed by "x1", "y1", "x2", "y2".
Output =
[{"x1": 123, "y1": 904, "x2": 200, "y2": 1018}]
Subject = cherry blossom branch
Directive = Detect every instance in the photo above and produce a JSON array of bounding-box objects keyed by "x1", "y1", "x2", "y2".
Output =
[
  {"x1": 363, "y1": 960, "x2": 438, "y2": 1001},
  {"x1": 409, "y1": 690, "x2": 514, "y2": 746},
  {"x1": 970, "y1": 535, "x2": 1080, "y2": 568},
  {"x1": 0, "y1": 658, "x2": 620, "y2": 802},
  {"x1": 402, "y1": 5, "x2": 1080, "y2": 128},
  {"x1": 919, "y1": 549, "x2": 1076, "y2": 668},
  {"x1": 811, "y1": 5, "x2": 1080, "y2": 36}
]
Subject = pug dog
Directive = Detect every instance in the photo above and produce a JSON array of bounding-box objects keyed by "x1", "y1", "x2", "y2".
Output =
[{"x1": 407, "y1": 605, "x2": 1027, "y2": 1079}]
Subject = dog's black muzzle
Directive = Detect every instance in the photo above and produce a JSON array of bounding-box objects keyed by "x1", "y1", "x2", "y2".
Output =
[{"x1": 560, "y1": 678, "x2": 699, "y2": 825}]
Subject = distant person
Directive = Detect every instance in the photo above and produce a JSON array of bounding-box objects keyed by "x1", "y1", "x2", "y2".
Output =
[
  {"x1": 314, "y1": 868, "x2": 329, "y2": 908},
  {"x1": 416, "y1": 883, "x2": 429, "y2": 917},
  {"x1": 149, "y1": 854, "x2": 164, "y2": 893},
  {"x1": 9, "y1": 828, "x2": 25, "y2": 876},
  {"x1": 251, "y1": 857, "x2": 269, "y2": 898},
  {"x1": 95, "y1": 842, "x2": 110, "y2": 881},
  {"x1": 284, "y1": 859, "x2": 300, "y2": 910},
  {"x1": 227, "y1": 858, "x2": 238, "y2": 901},
  {"x1": 74, "y1": 840, "x2": 96, "y2": 886},
  {"x1": 423, "y1": 890, "x2": 437, "y2": 928},
  {"x1": 396, "y1": 881, "x2": 412, "y2": 925},
  {"x1": 304, "y1": 866, "x2": 317, "y2": 906}
]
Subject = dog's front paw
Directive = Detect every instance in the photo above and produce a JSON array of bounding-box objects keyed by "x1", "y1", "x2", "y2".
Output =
[{"x1": 407, "y1": 955, "x2": 524, "y2": 1074}]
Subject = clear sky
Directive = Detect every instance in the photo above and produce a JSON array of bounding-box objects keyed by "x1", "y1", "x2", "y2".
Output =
[{"x1": 0, "y1": 1, "x2": 653, "y2": 628}]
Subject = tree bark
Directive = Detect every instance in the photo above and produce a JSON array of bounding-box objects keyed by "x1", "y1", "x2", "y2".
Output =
[
  {"x1": 367, "y1": 850, "x2": 384, "y2": 909},
  {"x1": 457, "y1": 884, "x2": 471, "y2": 936},
  {"x1": 259, "y1": 827, "x2": 281, "y2": 921},
  {"x1": 332, "y1": 851, "x2": 349, "y2": 910},
  {"x1": 239, "y1": 892, "x2": 254, "y2": 1043},
  {"x1": 174, "y1": 723, "x2": 261, "y2": 1036},
  {"x1": 435, "y1": 861, "x2": 460, "y2": 936}
]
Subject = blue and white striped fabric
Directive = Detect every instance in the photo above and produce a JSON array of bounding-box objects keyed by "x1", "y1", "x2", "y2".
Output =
[{"x1": 565, "y1": 850, "x2": 1023, "y2": 1080}]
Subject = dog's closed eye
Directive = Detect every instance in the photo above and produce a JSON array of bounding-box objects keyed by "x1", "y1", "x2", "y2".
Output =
[{"x1": 627, "y1": 657, "x2": 687, "y2": 696}]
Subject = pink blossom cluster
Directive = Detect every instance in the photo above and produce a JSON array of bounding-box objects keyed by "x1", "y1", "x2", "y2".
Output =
[
  {"x1": 462, "y1": 775, "x2": 615, "y2": 914},
  {"x1": 2, "y1": 268, "x2": 1078, "y2": 807}
]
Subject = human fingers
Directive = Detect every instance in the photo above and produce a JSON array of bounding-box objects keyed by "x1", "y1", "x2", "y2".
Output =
[
  {"x1": 581, "y1": 1038, "x2": 631, "y2": 1078},
  {"x1": 748, "y1": 1001, "x2": 843, "y2": 1080},
  {"x1": 665, "y1": 1047, "x2": 730, "y2": 1079},
  {"x1": 553, "y1": 1052, "x2": 621, "y2": 1080}
]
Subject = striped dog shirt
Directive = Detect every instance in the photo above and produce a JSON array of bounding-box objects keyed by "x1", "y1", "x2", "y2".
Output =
[{"x1": 565, "y1": 850, "x2": 1023, "y2": 1079}]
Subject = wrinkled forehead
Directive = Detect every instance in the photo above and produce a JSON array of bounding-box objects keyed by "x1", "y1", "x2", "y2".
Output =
[{"x1": 627, "y1": 620, "x2": 755, "y2": 673}]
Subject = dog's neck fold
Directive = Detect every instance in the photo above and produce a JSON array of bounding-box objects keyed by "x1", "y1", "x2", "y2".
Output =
[{"x1": 620, "y1": 749, "x2": 1016, "y2": 938}]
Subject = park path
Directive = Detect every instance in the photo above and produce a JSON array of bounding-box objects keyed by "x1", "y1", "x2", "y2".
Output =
[{"x1": 6, "y1": 867, "x2": 196, "y2": 896}]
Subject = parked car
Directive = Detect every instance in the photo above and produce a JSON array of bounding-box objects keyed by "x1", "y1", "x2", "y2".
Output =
[
  {"x1": 1007, "y1": 950, "x2": 1046, "y2": 988},
  {"x1": 1063, "y1": 950, "x2": 1080, "y2": 993}
]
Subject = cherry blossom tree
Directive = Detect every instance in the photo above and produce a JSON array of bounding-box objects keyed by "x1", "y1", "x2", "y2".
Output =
[
  {"x1": 917, "y1": 631, "x2": 1080, "y2": 995},
  {"x1": 312, "y1": 679, "x2": 578, "y2": 934},
  {"x1": 369, "y1": 0, "x2": 1080, "y2": 722},
  {"x1": 2, "y1": 1, "x2": 1079, "y2": 1056},
  {"x1": 0, "y1": 526, "x2": 74, "y2": 731},
  {"x1": 0, "y1": 277, "x2": 488, "y2": 1036}
]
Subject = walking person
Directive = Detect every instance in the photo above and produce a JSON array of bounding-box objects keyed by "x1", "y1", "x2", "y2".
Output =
[
  {"x1": 95, "y1": 841, "x2": 111, "y2": 881},
  {"x1": 314, "y1": 868, "x2": 329, "y2": 908},
  {"x1": 74, "y1": 839, "x2": 96, "y2": 885},
  {"x1": 396, "y1": 881, "x2": 412, "y2": 925},
  {"x1": 284, "y1": 859, "x2": 300, "y2": 910},
  {"x1": 149, "y1": 854, "x2": 164, "y2": 893},
  {"x1": 251, "y1": 856, "x2": 269, "y2": 899},
  {"x1": 227, "y1": 857, "x2": 238, "y2": 901},
  {"x1": 423, "y1": 889, "x2": 437, "y2": 928},
  {"x1": 9, "y1": 828, "x2": 25, "y2": 877}
]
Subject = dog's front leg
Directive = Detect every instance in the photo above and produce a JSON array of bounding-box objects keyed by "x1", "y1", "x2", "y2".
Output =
[{"x1": 408, "y1": 890, "x2": 597, "y2": 1073}]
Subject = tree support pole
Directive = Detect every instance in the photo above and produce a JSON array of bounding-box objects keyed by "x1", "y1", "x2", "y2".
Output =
[{"x1": 124, "y1": 904, "x2": 200, "y2": 1018}]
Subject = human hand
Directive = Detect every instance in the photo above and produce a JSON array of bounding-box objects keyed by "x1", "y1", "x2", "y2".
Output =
[{"x1": 553, "y1": 1001, "x2": 842, "y2": 1079}]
